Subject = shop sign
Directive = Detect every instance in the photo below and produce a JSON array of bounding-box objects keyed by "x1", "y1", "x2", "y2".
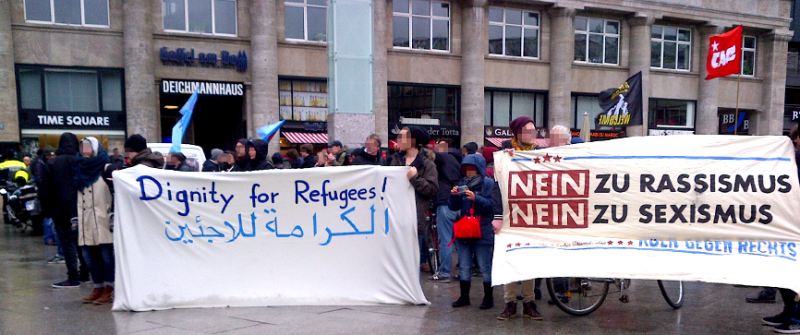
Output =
[
  {"x1": 160, "y1": 47, "x2": 248, "y2": 72},
  {"x1": 389, "y1": 123, "x2": 460, "y2": 138},
  {"x1": 718, "y1": 110, "x2": 750, "y2": 135},
  {"x1": 303, "y1": 122, "x2": 327, "y2": 132},
  {"x1": 569, "y1": 130, "x2": 622, "y2": 140},
  {"x1": 786, "y1": 106, "x2": 800, "y2": 121},
  {"x1": 19, "y1": 111, "x2": 125, "y2": 130},
  {"x1": 648, "y1": 129, "x2": 695, "y2": 136},
  {"x1": 161, "y1": 80, "x2": 244, "y2": 96},
  {"x1": 484, "y1": 126, "x2": 514, "y2": 138}
]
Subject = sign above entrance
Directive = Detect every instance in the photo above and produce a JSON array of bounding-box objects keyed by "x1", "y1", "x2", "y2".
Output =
[
  {"x1": 162, "y1": 80, "x2": 244, "y2": 96},
  {"x1": 160, "y1": 47, "x2": 248, "y2": 72}
]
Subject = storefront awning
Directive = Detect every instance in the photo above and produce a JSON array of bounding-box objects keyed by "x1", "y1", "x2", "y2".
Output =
[
  {"x1": 283, "y1": 132, "x2": 328, "y2": 144},
  {"x1": 486, "y1": 137, "x2": 548, "y2": 148}
]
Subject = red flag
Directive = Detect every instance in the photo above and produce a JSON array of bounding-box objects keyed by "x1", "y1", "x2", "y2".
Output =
[{"x1": 705, "y1": 26, "x2": 743, "y2": 80}]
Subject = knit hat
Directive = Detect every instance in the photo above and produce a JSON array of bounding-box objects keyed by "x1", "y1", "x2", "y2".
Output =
[
  {"x1": 210, "y1": 148, "x2": 223, "y2": 161},
  {"x1": 509, "y1": 116, "x2": 535, "y2": 136},
  {"x1": 124, "y1": 134, "x2": 147, "y2": 153},
  {"x1": 405, "y1": 126, "x2": 430, "y2": 148}
]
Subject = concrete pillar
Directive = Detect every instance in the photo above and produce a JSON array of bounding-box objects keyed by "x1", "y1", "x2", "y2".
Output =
[
  {"x1": 546, "y1": 7, "x2": 576, "y2": 129},
  {"x1": 696, "y1": 25, "x2": 725, "y2": 135},
  {"x1": 250, "y1": 0, "x2": 280, "y2": 153},
  {"x1": 0, "y1": 0, "x2": 19, "y2": 142},
  {"x1": 627, "y1": 14, "x2": 655, "y2": 137},
  {"x1": 755, "y1": 31, "x2": 792, "y2": 135},
  {"x1": 123, "y1": 0, "x2": 157, "y2": 141},
  {"x1": 460, "y1": 0, "x2": 487, "y2": 146},
  {"x1": 373, "y1": 0, "x2": 389, "y2": 148}
]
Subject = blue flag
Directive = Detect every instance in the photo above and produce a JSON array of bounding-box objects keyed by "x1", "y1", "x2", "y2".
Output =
[
  {"x1": 171, "y1": 88, "x2": 199, "y2": 154},
  {"x1": 256, "y1": 120, "x2": 285, "y2": 142}
]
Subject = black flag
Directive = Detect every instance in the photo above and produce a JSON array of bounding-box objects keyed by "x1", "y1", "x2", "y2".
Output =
[{"x1": 597, "y1": 71, "x2": 643, "y2": 127}]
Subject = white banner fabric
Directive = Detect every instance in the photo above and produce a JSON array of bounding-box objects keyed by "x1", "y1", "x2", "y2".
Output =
[
  {"x1": 492, "y1": 135, "x2": 800, "y2": 293},
  {"x1": 112, "y1": 165, "x2": 428, "y2": 311}
]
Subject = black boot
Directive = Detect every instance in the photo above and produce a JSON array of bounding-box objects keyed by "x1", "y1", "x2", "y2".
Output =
[
  {"x1": 452, "y1": 281, "x2": 471, "y2": 307},
  {"x1": 534, "y1": 278, "x2": 543, "y2": 300},
  {"x1": 480, "y1": 282, "x2": 494, "y2": 309}
]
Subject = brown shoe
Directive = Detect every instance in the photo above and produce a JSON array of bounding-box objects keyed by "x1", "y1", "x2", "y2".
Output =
[
  {"x1": 523, "y1": 301, "x2": 543, "y2": 320},
  {"x1": 420, "y1": 263, "x2": 431, "y2": 273},
  {"x1": 81, "y1": 288, "x2": 104, "y2": 303},
  {"x1": 93, "y1": 286, "x2": 114, "y2": 305},
  {"x1": 497, "y1": 302, "x2": 517, "y2": 320}
]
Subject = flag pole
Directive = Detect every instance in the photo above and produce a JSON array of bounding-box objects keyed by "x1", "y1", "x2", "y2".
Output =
[{"x1": 734, "y1": 73, "x2": 741, "y2": 135}]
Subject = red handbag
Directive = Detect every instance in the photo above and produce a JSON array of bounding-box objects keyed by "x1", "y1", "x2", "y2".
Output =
[{"x1": 448, "y1": 205, "x2": 482, "y2": 246}]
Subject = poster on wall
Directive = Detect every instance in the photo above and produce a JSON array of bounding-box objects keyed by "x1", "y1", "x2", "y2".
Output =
[{"x1": 279, "y1": 80, "x2": 329, "y2": 122}]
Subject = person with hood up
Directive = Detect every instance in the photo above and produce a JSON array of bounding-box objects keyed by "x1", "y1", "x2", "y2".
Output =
[
  {"x1": 74, "y1": 137, "x2": 115, "y2": 305},
  {"x1": 41, "y1": 132, "x2": 89, "y2": 288},
  {"x1": 271, "y1": 152, "x2": 290, "y2": 169},
  {"x1": 244, "y1": 139, "x2": 273, "y2": 171},
  {"x1": 124, "y1": 134, "x2": 164, "y2": 168},
  {"x1": 389, "y1": 126, "x2": 438, "y2": 272},
  {"x1": 449, "y1": 154, "x2": 501, "y2": 310},
  {"x1": 168, "y1": 153, "x2": 194, "y2": 172},
  {"x1": 202, "y1": 149, "x2": 224, "y2": 172},
  {"x1": 232, "y1": 138, "x2": 250, "y2": 171},
  {"x1": 351, "y1": 134, "x2": 386, "y2": 166}
]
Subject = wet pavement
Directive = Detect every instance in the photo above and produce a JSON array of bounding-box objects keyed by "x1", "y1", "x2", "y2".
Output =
[{"x1": 0, "y1": 224, "x2": 787, "y2": 334}]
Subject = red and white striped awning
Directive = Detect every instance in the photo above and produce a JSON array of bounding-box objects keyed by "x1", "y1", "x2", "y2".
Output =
[
  {"x1": 486, "y1": 137, "x2": 549, "y2": 148},
  {"x1": 282, "y1": 132, "x2": 328, "y2": 144}
]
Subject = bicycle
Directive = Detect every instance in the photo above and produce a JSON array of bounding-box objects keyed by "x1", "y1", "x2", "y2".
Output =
[
  {"x1": 425, "y1": 209, "x2": 440, "y2": 275},
  {"x1": 545, "y1": 277, "x2": 683, "y2": 316}
]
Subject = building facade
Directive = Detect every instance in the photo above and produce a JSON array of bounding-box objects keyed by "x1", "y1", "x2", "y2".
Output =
[{"x1": 0, "y1": 0, "x2": 793, "y2": 155}]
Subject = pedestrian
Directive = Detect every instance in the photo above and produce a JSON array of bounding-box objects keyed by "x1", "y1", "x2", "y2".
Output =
[
  {"x1": 109, "y1": 148, "x2": 126, "y2": 167},
  {"x1": 34, "y1": 148, "x2": 60, "y2": 248},
  {"x1": 23, "y1": 155, "x2": 31, "y2": 168},
  {"x1": 74, "y1": 137, "x2": 115, "y2": 305},
  {"x1": 325, "y1": 141, "x2": 348, "y2": 166},
  {"x1": 221, "y1": 150, "x2": 236, "y2": 171},
  {"x1": 428, "y1": 138, "x2": 461, "y2": 283},
  {"x1": 483, "y1": 147, "x2": 499, "y2": 179},
  {"x1": 124, "y1": 134, "x2": 164, "y2": 168},
  {"x1": 462, "y1": 142, "x2": 478, "y2": 156},
  {"x1": 202, "y1": 149, "x2": 224, "y2": 172},
  {"x1": 389, "y1": 126, "x2": 438, "y2": 273},
  {"x1": 232, "y1": 138, "x2": 250, "y2": 171},
  {"x1": 272, "y1": 152, "x2": 290, "y2": 169},
  {"x1": 244, "y1": 139, "x2": 274, "y2": 171},
  {"x1": 449, "y1": 153, "x2": 500, "y2": 310},
  {"x1": 496, "y1": 116, "x2": 544, "y2": 320},
  {"x1": 168, "y1": 153, "x2": 193, "y2": 172},
  {"x1": 286, "y1": 148, "x2": 303, "y2": 168},
  {"x1": 299, "y1": 144, "x2": 318, "y2": 169},
  {"x1": 351, "y1": 134, "x2": 386, "y2": 166},
  {"x1": 41, "y1": 132, "x2": 89, "y2": 288},
  {"x1": 549, "y1": 125, "x2": 571, "y2": 147}
]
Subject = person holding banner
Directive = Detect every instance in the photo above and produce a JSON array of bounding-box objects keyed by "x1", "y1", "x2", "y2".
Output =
[
  {"x1": 389, "y1": 126, "x2": 438, "y2": 273},
  {"x1": 449, "y1": 154, "x2": 501, "y2": 310},
  {"x1": 496, "y1": 116, "x2": 544, "y2": 321}
]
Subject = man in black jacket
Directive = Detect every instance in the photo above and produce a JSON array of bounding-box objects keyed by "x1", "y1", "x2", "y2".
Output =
[
  {"x1": 428, "y1": 138, "x2": 462, "y2": 282},
  {"x1": 41, "y1": 133, "x2": 88, "y2": 288},
  {"x1": 202, "y1": 149, "x2": 224, "y2": 172}
]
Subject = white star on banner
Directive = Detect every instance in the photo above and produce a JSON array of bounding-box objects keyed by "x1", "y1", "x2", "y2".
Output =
[{"x1": 711, "y1": 41, "x2": 719, "y2": 51}]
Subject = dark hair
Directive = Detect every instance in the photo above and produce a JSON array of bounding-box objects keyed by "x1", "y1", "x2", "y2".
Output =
[
  {"x1": 300, "y1": 144, "x2": 314, "y2": 154},
  {"x1": 463, "y1": 142, "x2": 478, "y2": 155},
  {"x1": 286, "y1": 148, "x2": 299, "y2": 160},
  {"x1": 501, "y1": 140, "x2": 513, "y2": 149},
  {"x1": 791, "y1": 125, "x2": 799, "y2": 140},
  {"x1": 435, "y1": 138, "x2": 453, "y2": 146},
  {"x1": 36, "y1": 148, "x2": 44, "y2": 156},
  {"x1": 366, "y1": 133, "x2": 382, "y2": 148}
]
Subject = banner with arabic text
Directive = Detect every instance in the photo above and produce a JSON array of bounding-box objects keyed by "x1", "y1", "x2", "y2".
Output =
[
  {"x1": 492, "y1": 135, "x2": 800, "y2": 293},
  {"x1": 112, "y1": 165, "x2": 428, "y2": 311}
]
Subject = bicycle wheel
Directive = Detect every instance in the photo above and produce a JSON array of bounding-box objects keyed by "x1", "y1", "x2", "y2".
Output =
[
  {"x1": 426, "y1": 224, "x2": 440, "y2": 275},
  {"x1": 657, "y1": 280, "x2": 684, "y2": 309},
  {"x1": 546, "y1": 277, "x2": 610, "y2": 316}
]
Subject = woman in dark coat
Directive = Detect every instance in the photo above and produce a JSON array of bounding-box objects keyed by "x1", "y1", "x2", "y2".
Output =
[{"x1": 244, "y1": 139, "x2": 273, "y2": 171}]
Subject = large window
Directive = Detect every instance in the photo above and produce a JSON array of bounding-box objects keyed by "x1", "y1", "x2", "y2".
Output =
[
  {"x1": 279, "y1": 79, "x2": 328, "y2": 122},
  {"x1": 25, "y1": 0, "x2": 109, "y2": 26},
  {"x1": 17, "y1": 67, "x2": 123, "y2": 113},
  {"x1": 649, "y1": 99, "x2": 695, "y2": 129},
  {"x1": 742, "y1": 35, "x2": 756, "y2": 76},
  {"x1": 484, "y1": 90, "x2": 545, "y2": 127},
  {"x1": 162, "y1": 0, "x2": 237, "y2": 35},
  {"x1": 488, "y1": 8, "x2": 539, "y2": 58},
  {"x1": 574, "y1": 17, "x2": 619, "y2": 64},
  {"x1": 393, "y1": 0, "x2": 450, "y2": 51},
  {"x1": 389, "y1": 84, "x2": 459, "y2": 126},
  {"x1": 284, "y1": 0, "x2": 326, "y2": 42},
  {"x1": 570, "y1": 94, "x2": 612, "y2": 130},
  {"x1": 651, "y1": 26, "x2": 691, "y2": 70}
]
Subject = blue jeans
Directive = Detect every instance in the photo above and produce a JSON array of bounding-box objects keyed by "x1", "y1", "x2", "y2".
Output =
[
  {"x1": 435, "y1": 205, "x2": 458, "y2": 278},
  {"x1": 455, "y1": 239, "x2": 492, "y2": 283},
  {"x1": 43, "y1": 217, "x2": 55, "y2": 243},
  {"x1": 81, "y1": 244, "x2": 115, "y2": 288}
]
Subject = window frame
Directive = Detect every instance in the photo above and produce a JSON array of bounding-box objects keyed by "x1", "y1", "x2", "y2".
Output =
[
  {"x1": 651, "y1": 25, "x2": 692, "y2": 71},
  {"x1": 648, "y1": 98, "x2": 696, "y2": 130},
  {"x1": 162, "y1": 0, "x2": 238, "y2": 37},
  {"x1": 392, "y1": 0, "x2": 451, "y2": 52},
  {"x1": 487, "y1": 7, "x2": 540, "y2": 59},
  {"x1": 388, "y1": 82, "x2": 461, "y2": 126},
  {"x1": 15, "y1": 65, "x2": 126, "y2": 115},
  {"x1": 741, "y1": 35, "x2": 757, "y2": 77},
  {"x1": 573, "y1": 17, "x2": 620, "y2": 65},
  {"x1": 485, "y1": 89, "x2": 547, "y2": 128},
  {"x1": 24, "y1": 0, "x2": 110, "y2": 28},
  {"x1": 284, "y1": 0, "x2": 327, "y2": 42}
]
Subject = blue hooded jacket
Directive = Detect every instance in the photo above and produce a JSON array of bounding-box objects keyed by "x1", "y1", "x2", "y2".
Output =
[{"x1": 448, "y1": 154, "x2": 501, "y2": 245}]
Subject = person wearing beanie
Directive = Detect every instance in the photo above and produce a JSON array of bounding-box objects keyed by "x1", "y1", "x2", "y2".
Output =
[
  {"x1": 202, "y1": 149, "x2": 224, "y2": 172},
  {"x1": 496, "y1": 116, "x2": 544, "y2": 321},
  {"x1": 124, "y1": 134, "x2": 164, "y2": 168},
  {"x1": 482, "y1": 147, "x2": 499, "y2": 179},
  {"x1": 168, "y1": 152, "x2": 193, "y2": 172},
  {"x1": 389, "y1": 126, "x2": 438, "y2": 273},
  {"x1": 271, "y1": 152, "x2": 290, "y2": 169}
]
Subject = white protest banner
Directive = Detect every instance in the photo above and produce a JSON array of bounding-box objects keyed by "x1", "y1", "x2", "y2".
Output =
[
  {"x1": 112, "y1": 166, "x2": 428, "y2": 311},
  {"x1": 492, "y1": 135, "x2": 800, "y2": 293}
]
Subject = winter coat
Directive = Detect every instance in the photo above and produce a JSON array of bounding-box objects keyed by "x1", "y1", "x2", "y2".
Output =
[
  {"x1": 78, "y1": 169, "x2": 113, "y2": 246},
  {"x1": 389, "y1": 148, "x2": 438, "y2": 234},
  {"x1": 244, "y1": 139, "x2": 274, "y2": 171},
  {"x1": 448, "y1": 154, "x2": 501, "y2": 245},
  {"x1": 202, "y1": 160, "x2": 220, "y2": 172},
  {"x1": 328, "y1": 147, "x2": 349, "y2": 166},
  {"x1": 130, "y1": 148, "x2": 164, "y2": 168},
  {"x1": 299, "y1": 155, "x2": 318, "y2": 169},
  {"x1": 433, "y1": 151, "x2": 461, "y2": 207},
  {"x1": 351, "y1": 148, "x2": 386, "y2": 166},
  {"x1": 174, "y1": 162, "x2": 194, "y2": 172},
  {"x1": 41, "y1": 133, "x2": 79, "y2": 221}
]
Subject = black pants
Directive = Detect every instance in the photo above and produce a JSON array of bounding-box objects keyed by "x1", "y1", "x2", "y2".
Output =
[
  {"x1": 780, "y1": 288, "x2": 799, "y2": 316},
  {"x1": 54, "y1": 217, "x2": 87, "y2": 282}
]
